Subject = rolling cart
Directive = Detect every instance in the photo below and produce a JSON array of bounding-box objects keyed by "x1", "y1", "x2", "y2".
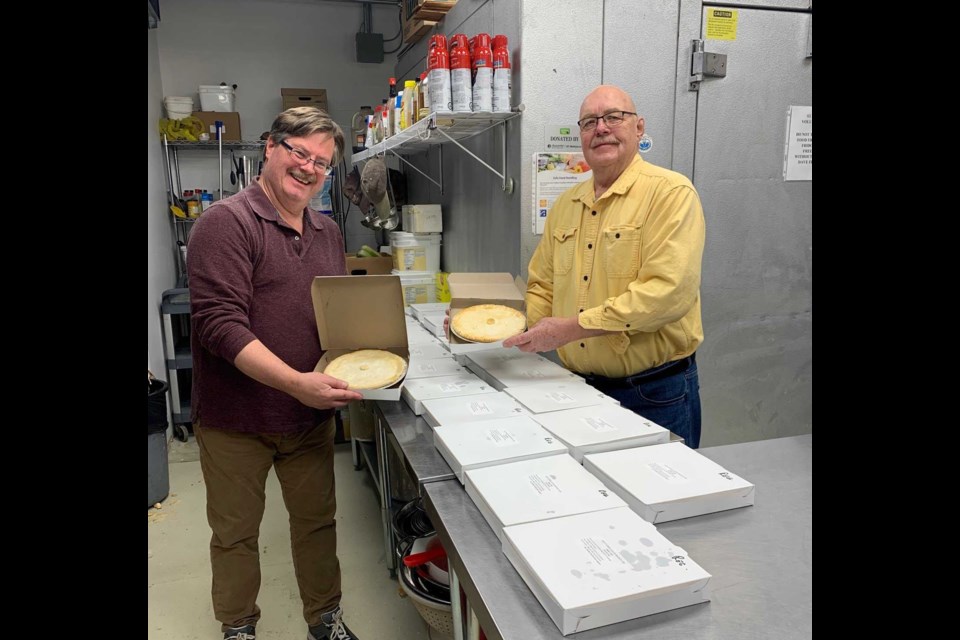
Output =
[{"x1": 160, "y1": 288, "x2": 193, "y2": 442}]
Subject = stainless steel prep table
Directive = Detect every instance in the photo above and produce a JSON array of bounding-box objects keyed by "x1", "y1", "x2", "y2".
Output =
[{"x1": 422, "y1": 434, "x2": 812, "y2": 640}]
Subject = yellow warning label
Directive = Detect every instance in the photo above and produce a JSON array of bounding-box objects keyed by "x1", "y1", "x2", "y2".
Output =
[{"x1": 706, "y1": 8, "x2": 738, "y2": 40}]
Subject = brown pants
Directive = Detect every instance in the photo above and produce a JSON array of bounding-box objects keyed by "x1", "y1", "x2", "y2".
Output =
[{"x1": 195, "y1": 418, "x2": 341, "y2": 630}]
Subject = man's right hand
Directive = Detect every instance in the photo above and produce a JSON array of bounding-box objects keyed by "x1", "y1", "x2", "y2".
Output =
[{"x1": 291, "y1": 371, "x2": 364, "y2": 409}]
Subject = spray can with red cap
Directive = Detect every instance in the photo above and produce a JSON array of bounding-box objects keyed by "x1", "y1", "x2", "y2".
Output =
[
  {"x1": 471, "y1": 33, "x2": 493, "y2": 112},
  {"x1": 449, "y1": 34, "x2": 472, "y2": 113},
  {"x1": 427, "y1": 34, "x2": 452, "y2": 113}
]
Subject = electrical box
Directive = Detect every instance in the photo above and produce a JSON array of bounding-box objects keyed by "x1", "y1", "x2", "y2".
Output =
[{"x1": 356, "y1": 33, "x2": 384, "y2": 64}]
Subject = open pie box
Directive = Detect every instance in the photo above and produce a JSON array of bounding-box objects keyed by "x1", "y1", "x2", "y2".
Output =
[
  {"x1": 311, "y1": 275, "x2": 409, "y2": 400},
  {"x1": 446, "y1": 273, "x2": 527, "y2": 355}
]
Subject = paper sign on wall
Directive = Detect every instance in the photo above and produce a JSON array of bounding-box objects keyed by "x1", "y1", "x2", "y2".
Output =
[
  {"x1": 783, "y1": 106, "x2": 812, "y2": 181},
  {"x1": 706, "y1": 9, "x2": 738, "y2": 40},
  {"x1": 543, "y1": 124, "x2": 582, "y2": 151},
  {"x1": 532, "y1": 152, "x2": 592, "y2": 235}
]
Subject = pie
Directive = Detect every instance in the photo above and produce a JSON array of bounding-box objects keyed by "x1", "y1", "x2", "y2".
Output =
[
  {"x1": 451, "y1": 304, "x2": 526, "y2": 343},
  {"x1": 323, "y1": 349, "x2": 407, "y2": 389}
]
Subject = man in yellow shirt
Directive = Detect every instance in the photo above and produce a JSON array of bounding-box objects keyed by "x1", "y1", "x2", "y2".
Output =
[{"x1": 504, "y1": 84, "x2": 705, "y2": 447}]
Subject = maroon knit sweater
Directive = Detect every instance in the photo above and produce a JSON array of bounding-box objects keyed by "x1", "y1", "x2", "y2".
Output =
[{"x1": 187, "y1": 180, "x2": 346, "y2": 433}]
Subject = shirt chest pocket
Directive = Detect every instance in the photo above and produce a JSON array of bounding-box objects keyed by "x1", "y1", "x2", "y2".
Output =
[
  {"x1": 602, "y1": 225, "x2": 642, "y2": 277},
  {"x1": 552, "y1": 227, "x2": 578, "y2": 275}
]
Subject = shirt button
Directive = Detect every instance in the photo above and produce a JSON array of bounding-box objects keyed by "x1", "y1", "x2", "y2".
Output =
[
  {"x1": 579, "y1": 308, "x2": 584, "y2": 313},
  {"x1": 615, "y1": 232, "x2": 620, "y2": 239},
  {"x1": 626, "y1": 323, "x2": 630, "y2": 328},
  {"x1": 294, "y1": 235, "x2": 301, "y2": 241},
  {"x1": 587, "y1": 243, "x2": 593, "y2": 249},
  {"x1": 580, "y1": 343, "x2": 585, "y2": 348},
  {"x1": 592, "y1": 211, "x2": 597, "y2": 216},
  {"x1": 583, "y1": 275, "x2": 588, "y2": 281}
]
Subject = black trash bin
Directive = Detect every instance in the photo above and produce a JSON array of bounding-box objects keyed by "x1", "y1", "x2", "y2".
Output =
[{"x1": 148, "y1": 378, "x2": 170, "y2": 507}]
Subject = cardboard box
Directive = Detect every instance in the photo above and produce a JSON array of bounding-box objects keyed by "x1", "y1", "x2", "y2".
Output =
[
  {"x1": 501, "y1": 507, "x2": 711, "y2": 635},
  {"x1": 311, "y1": 275, "x2": 408, "y2": 400},
  {"x1": 421, "y1": 391, "x2": 528, "y2": 429},
  {"x1": 503, "y1": 382, "x2": 619, "y2": 414},
  {"x1": 465, "y1": 454, "x2": 627, "y2": 544},
  {"x1": 407, "y1": 341, "x2": 452, "y2": 360},
  {"x1": 464, "y1": 351, "x2": 582, "y2": 391},
  {"x1": 400, "y1": 372, "x2": 492, "y2": 415},
  {"x1": 191, "y1": 111, "x2": 242, "y2": 141},
  {"x1": 433, "y1": 415, "x2": 568, "y2": 483},
  {"x1": 530, "y1": 404, "x2": 671, "y2": 463},
  {"x1": 582, "y1": 443, "x2": 756, "y2": 523},
  {"x1": 402, "y1": 204, "x2": 443, "y2": 232},
  {"x1": 281, "y1": 88, "x2": 328, "y2": 113},
  {"x1": 446, "y1": 273, "x2": 527, "y2": 354},
  {"x1": 404, "y1": 356, "x2": 464, "y2": 380},
  {"x1": 409, "y1": 302, "x2": 449, "y2": 323},
  {"x1": 345, "y1": 253, "x2": 394, "y2": 276}
]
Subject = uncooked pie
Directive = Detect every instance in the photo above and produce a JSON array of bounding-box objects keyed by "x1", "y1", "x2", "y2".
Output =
[
  {"x1": 451, "y1": 304, "x2": 526, "y2": 343},
  {"x1": 323, "y1": 349, "x2": 407, "y2": 389}
]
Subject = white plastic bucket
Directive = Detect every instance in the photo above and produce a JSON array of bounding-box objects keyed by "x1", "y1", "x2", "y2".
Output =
[
  {"x1": 391, "y1": 232, "x2": 441, "y2": 272},
  {"x1": 199, "y1": 85, "x2": 236, "y2": 112},
  {"x1": 164, "y1": 96, "x2": 195, "y2": 119},
  {"x1": 393, "y1": 270, "x2": 438, "y2": 306}
]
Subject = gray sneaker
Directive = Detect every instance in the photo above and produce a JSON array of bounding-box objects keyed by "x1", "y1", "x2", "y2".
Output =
[
  {"x1": 223, "y1": 625, "x2": 255, "y2": 640},
  {"x1": 307, "y1": 605, "x2": 359, "y2": 640}
]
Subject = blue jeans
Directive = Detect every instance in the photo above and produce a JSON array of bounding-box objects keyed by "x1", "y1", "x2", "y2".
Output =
[{"x1": 582, "y1": 355, "x2": 702, "y2": 449}]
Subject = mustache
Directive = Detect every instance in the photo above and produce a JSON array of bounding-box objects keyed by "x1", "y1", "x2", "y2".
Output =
[
  {"x1": 591, "y1": 137, "x2": 618, "y2": 148},
  {"x1": 291, "y1": 170, "x2": 317, "y2": 184}
]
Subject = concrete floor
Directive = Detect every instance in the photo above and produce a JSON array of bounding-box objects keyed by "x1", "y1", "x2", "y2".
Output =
[{"x1": 148, "y1": 435, "x2": 448, "y2": 640}]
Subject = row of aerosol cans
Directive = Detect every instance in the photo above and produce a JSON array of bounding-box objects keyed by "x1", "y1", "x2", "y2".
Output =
[{"x1": 427, "y1": 33, "x2": 512, "y2": 114}]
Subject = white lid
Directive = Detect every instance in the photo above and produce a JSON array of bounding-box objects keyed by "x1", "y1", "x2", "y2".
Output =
[{"x1": 199, "y1": 84, "x2": 235, "y2": 93}]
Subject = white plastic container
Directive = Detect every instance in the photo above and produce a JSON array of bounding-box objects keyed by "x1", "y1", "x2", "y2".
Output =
[
  {"x1": 390, "y1": 232, "x2": 442, "y2": 272},
  {"x1": 164, "y1": 96, "x2": 195, "y2": 120},
  {"x1": 413, "y1": 233, "x2": 441, "y2": 272},
  {"x1": 394, "y1": 270, "x2": 438, "y2": 306},
  {"x1": 199, "y1": 84, "x2": 236, "y2": 112}
]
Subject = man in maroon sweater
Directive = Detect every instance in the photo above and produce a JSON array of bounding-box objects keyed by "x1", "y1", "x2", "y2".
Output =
[{"x1": 188, "y1": 106, "x2": 364, "y2": 640}]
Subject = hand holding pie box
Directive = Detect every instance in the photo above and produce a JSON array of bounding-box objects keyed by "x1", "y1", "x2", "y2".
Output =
[{"x1": 446, "y1": 273, "x2": 528, "y2": 354}]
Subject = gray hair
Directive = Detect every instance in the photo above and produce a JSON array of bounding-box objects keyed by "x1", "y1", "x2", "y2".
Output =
[{"x1": 269, "y1": 106, "x2": 345, "y2": 166}]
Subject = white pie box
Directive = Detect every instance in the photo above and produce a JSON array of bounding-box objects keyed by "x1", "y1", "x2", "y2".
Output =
[
  {"x1": 582, "y1": 443, "x2": 756, "y2": 523},
  {"x1": 433, "y1": 415, "x2": 568, "y2": 482},
  {"x1": 446, "y1": 273, "x2": 527, "y2": 354},
  {"x1": 406, "y1": 340, "x2": 451, "y2": 360},
  {"x1": 406, "y1": 324, "x2": 440, "y2": 345},
  {"x1": 409, "y1": 302, "x2": 450, "y2": 322},
  {"x1": 421, "y1": 391, "x2": 528, "y2": 428},
  {"x1": 403, "y1": 356, "x2": 465, "y2": 380},
  {"x1": 465, "y1": 350, "x2": 582, "y2": 391},
  {"x1": 400, "y1": 372, "x2": 492, "y2": 415},
  {"x1": 530, "y1": 404, "x2": 671, "y2": 462},
  {"x1": 420, "y1": 311, "x2": 449, "y2": 339},
  {"x1": 504, "y1": 382, "x2": 618, "y2": 414},
  {"x1": 501, "y1": 507, "x2": 711, "y2": 635},
  {"x1": 464, "y1": 453, "x2": 627, "y2": 543},
  {"x1": 311, "y1": 275, "x2": 408, "y2": 401}
]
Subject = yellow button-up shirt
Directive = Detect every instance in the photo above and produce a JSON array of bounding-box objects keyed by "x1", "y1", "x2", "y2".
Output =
[{"x1": 526, "y1": 154, "x2": 705, "y2": 378}]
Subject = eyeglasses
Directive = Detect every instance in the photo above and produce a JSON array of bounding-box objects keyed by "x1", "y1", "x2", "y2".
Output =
[
  {"x1": 577, "y1": 110, "x2": 637, "y2": 132},
  {"x1": 278, "y1": 140, "x2": 334, "y2": 175}
]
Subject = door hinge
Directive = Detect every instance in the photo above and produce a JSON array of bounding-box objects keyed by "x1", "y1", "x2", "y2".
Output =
[{"x1": 689, "y1": 39, "x2": 728, "y2": 91}]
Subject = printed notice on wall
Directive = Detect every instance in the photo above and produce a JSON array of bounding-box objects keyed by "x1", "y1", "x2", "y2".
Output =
[
  {"x1": 543, "y1": 124, "x2": 582, "y2": 151},
  {"x1": 706, "y1": 8, "x2": 738, "y2": 40},
  {"x1": 533, "y1": 152, "x2": 592, "y2": 234},
  {"x1": 783, "y1": 105, "x2": 812, "y2": 181}
]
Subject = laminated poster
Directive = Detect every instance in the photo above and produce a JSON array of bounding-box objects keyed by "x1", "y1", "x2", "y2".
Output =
[{"x1": 533, "y1": 152, "x2": 592, "y2": 235}]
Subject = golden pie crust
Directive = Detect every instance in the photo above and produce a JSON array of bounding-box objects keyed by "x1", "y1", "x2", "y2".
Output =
[
  {"x1": 451, "y1": 304, "x2": 526, "y2": 343},
  {"x1": 323, "y1": 350, "x2": 407, "y2": 389}
]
